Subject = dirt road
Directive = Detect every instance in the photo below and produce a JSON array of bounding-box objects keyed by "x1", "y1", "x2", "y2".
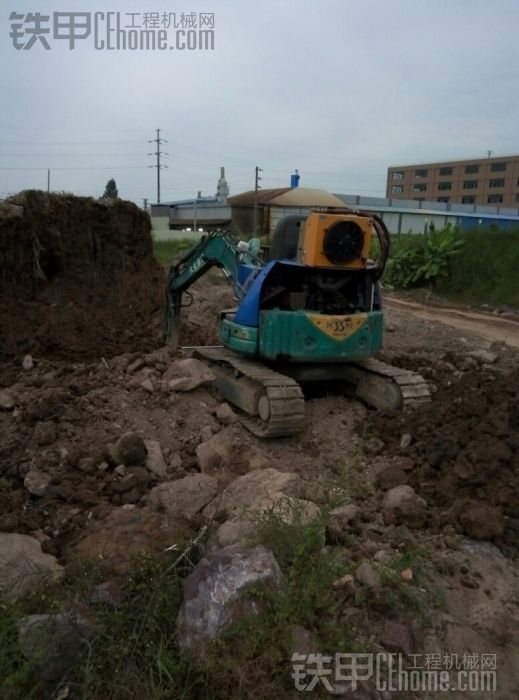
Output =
[{"x1": 386, "y1": 296, "x2": 519, "y2": 348}]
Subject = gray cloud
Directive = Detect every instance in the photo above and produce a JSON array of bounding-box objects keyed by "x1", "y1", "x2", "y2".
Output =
[{"x1": 1, "y1": 0, "x2": 518, "y2": 203}]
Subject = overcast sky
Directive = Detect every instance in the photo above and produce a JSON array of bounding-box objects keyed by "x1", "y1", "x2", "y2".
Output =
[{"x1": 1, "y1": 0, "x2": 518, "y2": 204}]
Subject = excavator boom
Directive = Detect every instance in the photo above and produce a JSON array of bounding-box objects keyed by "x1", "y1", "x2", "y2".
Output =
[{"x1": 165, "y1": 230, "x2": 258, "y2": 345}]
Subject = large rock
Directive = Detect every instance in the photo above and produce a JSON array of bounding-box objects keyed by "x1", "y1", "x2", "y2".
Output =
[
  {"x1": 164, "y1": 358, "x2": 215, "y2": 392},
  {"x1": 24, "y1": 470, "x2": 52, "y2": 497},
  {"x1": 216, "y1": 402, "x2": 237, "y2": 425},
  {"x1": 147, "y1": 474, "x2": 218, "y2": 522},
  {"x1": 0, "y1": 533, "x2": 63, "y2": 602},
  {"x1": 112, "y1": 432, "x2": 147, "y2": 466},
  {"x1": 176, "y1": 546, "x2": 284, "y2": 652},
  {"x1": 327, "y1": 504, "x2": 360, "y2": 543},
  {"x1": 202, "y1": 468, "x2": 305, "y2": 520},
  {"x1": 355, "y1": 562, "x2": 382, "y2": 594},
  {"x1": 17, "y1": 613, "x2": 91, "y2": 681},
  {"x1": 0, "y1": 389, "x2": 15, "y2": 410},
  {"x1": 381, "y1": 620, "x2": 412, "y2": 655},
  {"x1": 22, "y1": 354, "x2": 34, "y2": 371},
  {"x1": 196, "y1": 427, "x2": 271, "y2": 480},
  {"x1": 144, "y1": 439, "x2": 167, "y2": 477},
  {"x1": 72, "y1": 507, "x2": 191, "y2": 574},
  {"x1": 208, "y1": 494, "x2": 320, "y2": 552},
  {"x1": 466, "y1": 349, "x2": 498, "y2": 365},
  {"x1": 459, "y1": 502, "x2": 505, "y2": 540},
  {"x1": 382, "y1": 485, "x2": 428, "y2": 529},
  {"x1": 208, "y1": 518, "x2": 257, "y2": 551},
  {"x1": 253, "y1": 493, "x2": 321, "y2": 526}
]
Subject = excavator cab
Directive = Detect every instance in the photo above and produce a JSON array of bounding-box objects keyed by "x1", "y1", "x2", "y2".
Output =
[{"x1": 218, "y1": 211, "x2": 386, "y2": 362}]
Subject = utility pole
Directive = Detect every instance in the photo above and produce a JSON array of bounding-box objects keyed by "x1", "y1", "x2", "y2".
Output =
[
  {"x1": 143, "y1": 198, "x2": 148, "y2": 211},
  {"x1": 487, "y1": 150, "x2": 492, "y2": 159},
  {"x1": 47, "y1": 169, "x2": 50, "y2": 192},
  {"x1": 253, "y1": 165, "x2": 262, "y2": 233},
  {"x1": 148, "y1": 129, "x2": 168, "y2": 204}
]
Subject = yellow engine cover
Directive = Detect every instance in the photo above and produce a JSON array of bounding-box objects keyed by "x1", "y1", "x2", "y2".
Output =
[{"x1": 298, "y1": 212, "x2": 373, "y2": 269}]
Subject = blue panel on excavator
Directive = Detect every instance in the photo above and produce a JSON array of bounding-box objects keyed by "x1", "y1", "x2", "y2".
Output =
[
  {"x1": 234, "y1": 260, "x2": 277, "y2": 327},
  {"x1": 237, "y1": 263, "x2": 258, "y2": 287},
  {"x1": 234, "y1": 259, "x2": 305, "y2": 327}
]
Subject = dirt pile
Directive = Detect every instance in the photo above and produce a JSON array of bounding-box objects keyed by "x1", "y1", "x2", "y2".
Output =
[
  {"x1": 0, "y1": 191, "x2": 164, "y2": 359},
  {"x1": 368, "y1": 354, "x2": 519, "y2": 551},
  {"x1": 178, "y1": 275, "x2": 235, "y2": 347}
]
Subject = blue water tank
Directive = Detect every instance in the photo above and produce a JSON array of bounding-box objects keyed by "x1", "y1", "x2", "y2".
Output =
[{"x1": 290, "y1": 169, "x2": 300, "y2": 188}]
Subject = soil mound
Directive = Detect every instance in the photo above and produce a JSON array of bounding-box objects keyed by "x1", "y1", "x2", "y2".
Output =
[
  {"x1": 0, "y1": 191, "x2": 164, "y2": 359},
  {"x1": 368, "y1": 356, "x2": 519, "y2": 549}
]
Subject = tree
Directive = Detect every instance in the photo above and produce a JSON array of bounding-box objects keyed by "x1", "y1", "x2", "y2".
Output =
[{"x1": 102, "y1": 178, "x2": 118, "y2": 199}]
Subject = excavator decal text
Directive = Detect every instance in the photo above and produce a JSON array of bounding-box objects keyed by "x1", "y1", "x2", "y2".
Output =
[
  {"x1": 189, "y1": 256, "x2": 205, "y2": 275},
  {"x1": 306, "y1": 313, "x2": 367, "y2": 340}
]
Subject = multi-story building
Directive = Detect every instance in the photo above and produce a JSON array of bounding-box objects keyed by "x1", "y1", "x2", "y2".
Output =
[{"x1": 386, "y1": 155, "x2": 519, "y2": 208}]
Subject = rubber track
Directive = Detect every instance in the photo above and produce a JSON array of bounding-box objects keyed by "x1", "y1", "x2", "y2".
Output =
[
  {"x1": 351, "y1": 357, "x2": 432, "y2": 407},
  {"x1": 195, "y1": 347, "x2": 306, "y2": 438},
  {"x1": 193, "y1": 349, "x2": 430, "y2": 437}
]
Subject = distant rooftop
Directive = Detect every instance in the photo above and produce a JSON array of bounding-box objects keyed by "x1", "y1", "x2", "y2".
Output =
[
  {"x1": 388, "y1": 153, "x2": 519, "y2": 168},
  {"x1": 228, "y1": 187, "x2": 344, "y2": 208},
  {"x1": 334, "y1": 193, "x2": 519, "y2": 220}
]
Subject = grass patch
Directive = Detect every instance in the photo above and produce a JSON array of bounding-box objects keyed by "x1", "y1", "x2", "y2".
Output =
[
  {"x1": 0, "y1": 603, "x2": 33, "y2": 698},
  {"x1": 153, "y1": 238, "x2": 196, "y2": 266},
  {"x1": 0, "y1": 504, "x2": 354, "y2": 699},
  {"x1": 435, "y1": 227, "x2": 519, "y2": 307},
  {"x1": 387, "y1": 227, "x2": 519, "y2": 307},
  {"x1": 0, "y1": 499, "x2": 443, "y2": 699},
  {"x1": 376, "y1": 547, "x2": 443, "y2": 623},
  {"x1": 323, "y1": 449, "x2": 370, "y2": 506}
]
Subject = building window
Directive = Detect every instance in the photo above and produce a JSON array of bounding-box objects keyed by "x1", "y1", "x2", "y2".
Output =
[
  {"x1": 415, "y1": 169, "x2": 428, "y2": 178},
  {"x1": 438, "y1": 182, "x2": 452, "y2": 190},
  {"x1": 487, "y1": 195, "x2": 503, "y2": 204},
  {"x1": 392, "y1": 185, "x2": 403, "y2": 194},
  {"x1": 516, "y1": 193, "x2": 519, "y2": 202},
  {"x1": 465, "y1": 164, "x2": 479, "y2": 174},
  {"x1": 437, "y1": 197, "x2": 450, "y2": 203},
  {"x1": 490, "y1": 162, "x2": 507, "y2": 172},
  {"x1": 413, "y1": 184, "x2": 427, "y2": 192},
  {"x1": 462, "y1": 196, "x2": 475, "y2": 204},
  {"x1": 489, "y1": 178, "x2": 505, "y2": 188},
  {"x1": 392, "y1": 171, "x2": 404, "y2": 180},
  {"x1": 463, "y1": 180, "x2": 478, "y2": 189},
  {"x1": 439, "y1": 167, "x2": 453, "y2": 176}
]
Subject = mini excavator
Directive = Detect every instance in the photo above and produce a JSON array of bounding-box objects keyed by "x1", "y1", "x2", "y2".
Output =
[{"x1": 165, "y1": 209, "x2": 430, "y2": 437}]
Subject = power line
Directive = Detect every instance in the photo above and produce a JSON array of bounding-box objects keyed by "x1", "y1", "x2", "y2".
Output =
[
  {"x1": 0, "y1": 165, "x2": 149, "y2": 171},
  {"x1": 0, "y1": 140, "x2": 146, "y2": 145},
  {"x1": 0, "y1": 153, "x2": 150, "y2": 158}
]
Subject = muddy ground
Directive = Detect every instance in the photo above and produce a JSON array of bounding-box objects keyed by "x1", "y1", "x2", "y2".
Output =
[{"x1": 0, "y1": 202, "x2": 518, "y2": 698}]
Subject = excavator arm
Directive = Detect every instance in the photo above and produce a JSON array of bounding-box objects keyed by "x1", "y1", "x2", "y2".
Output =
[{"x1": 165, "y1": 230, "x2": 257, "y2": 346}]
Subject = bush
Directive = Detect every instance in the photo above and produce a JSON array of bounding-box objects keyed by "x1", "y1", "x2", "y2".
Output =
[
  {"x1": 437, "y1": 227, "x2": 519, "y2": 307},
  {"x1": 385, "y1": 226, "x2": 464, "y2": 289}
]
